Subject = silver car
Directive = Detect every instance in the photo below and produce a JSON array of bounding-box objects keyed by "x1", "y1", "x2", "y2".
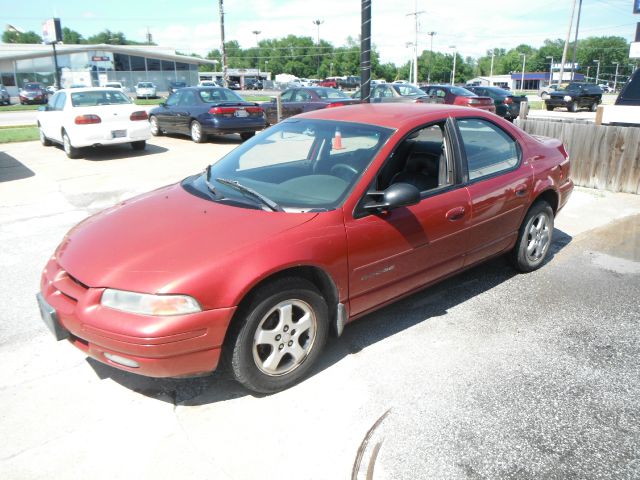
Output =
[{"x1": 135, "y1": 82, "x2": 157, "y2": 99}]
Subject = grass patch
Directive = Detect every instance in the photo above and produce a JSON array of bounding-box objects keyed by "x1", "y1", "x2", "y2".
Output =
[
  {"x1": 0, "y1": 104, "x2": 42, "y2": 112},
  {"x1": 241, "y1": 95, "x2": 272, "y2": 102},
  {"x1": 134, "y1": 98, "x2": 165, "y2": 105},
  {"x1": 526, "y1": 101, "x2": 544, "y2": 110},
  {"x1": 0, "y1": 125, "x2": 39, "y2": 143}
]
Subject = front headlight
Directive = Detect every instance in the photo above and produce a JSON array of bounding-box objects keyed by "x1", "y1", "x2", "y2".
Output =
[
  {"x1": 101, "y1": 289, "x2": 202, "y2": 316},
  {"x1": 563, "y1": 95, "x2": 572, "y2": 101}
]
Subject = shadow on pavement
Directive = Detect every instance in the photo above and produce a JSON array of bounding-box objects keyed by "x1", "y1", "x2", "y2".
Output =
[
  {"x1": 51, "y1": 142, "x2": 169, "y2": 161},
  {"x1": 91, "y1": 228, "x2": 573, "y2": 405},
  {"x1": 0, "y1": 151, "x2": 35, "y2": 182},
  {"x1": 161, "y1": 133, "x2": 244, "y2": 145}
]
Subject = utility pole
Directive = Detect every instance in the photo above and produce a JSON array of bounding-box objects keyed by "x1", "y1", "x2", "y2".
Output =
[
  {"x1": 146, "y1": 27, "x2": 153, "y2": 45},
  {"x1": 406, "y1": 1, "x2": 424, "y2": 85},
  {"x1": 360, "y1": 0, "x2": 371, "y2": 103},
  {"x1": 613, "y1": 62, "x2": 619, "y2": 91},
  {"x1": 313, "y1": 19, "x2": 324, "y2": 77},
  {"x1": 594, "y1": 59, "x2": 600, "y2": 84},
  {"x1": 546, "y1": 56, "x2": 554, "y2": 84},
  {"x1": 450, "y1": 45, "x2": 457, "y2": 85},
  {"x1": 219, "y1": 0, "x2": 228, "y2": 86},
  {"x1": 569, "y1": 0, "x2": 583, "y2": 80},
  {"x1": 559, "y1": 0, "x2": 578, "y2": 86},
  {"x1": 252, "y1": 30, "x2": 261, "y2": 72},
  {"x1": 427, "y1": 31, "x2": 436, "y2": 84}
]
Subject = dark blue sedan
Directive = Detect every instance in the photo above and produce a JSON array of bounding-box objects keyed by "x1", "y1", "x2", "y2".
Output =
[{"x1": 149, "y1": 87, "x2": 266, "y2": 143}]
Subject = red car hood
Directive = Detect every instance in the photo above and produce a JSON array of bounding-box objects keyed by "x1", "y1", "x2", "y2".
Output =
[{"x1": 56, "y1": 183, "x2": 317, "y2": 293}]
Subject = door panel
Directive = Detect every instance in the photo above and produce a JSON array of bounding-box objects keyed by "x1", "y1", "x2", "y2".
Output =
[{"x1": 346, "y1": 188, "x2": 471, "y2": 316}]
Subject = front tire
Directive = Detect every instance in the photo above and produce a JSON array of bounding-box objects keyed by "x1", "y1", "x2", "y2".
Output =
[
  {"x1": 546, "y1": 104, "x2": 554, "y2": 111},
  {"x1": 568, "y1": 102, "x2": 578, "y2": 113},
  {"x1": 62, "y1": 131, "x2": 81, "y2": 159},
  {"x1": 240, "y1": 131, "x2": 255, "y2": 141},
  {"x1": 149, "y1": 116, "x2": 162, "y2": 136},
  {"x1": 590, "y1": 102, "x2": 598, "y2": 112},
  {"x1": 510, "y1": 201, "x2": 554, "y2": 272},
  {"x1": 39, "y1": 125, "x2": 52, "y2": 146},
  {"x1": 190, "y1": 120, "x2": 206, "y2": 143},
  {"x1": 227, "y1": 278, "x2": 329, "y2": 393}
]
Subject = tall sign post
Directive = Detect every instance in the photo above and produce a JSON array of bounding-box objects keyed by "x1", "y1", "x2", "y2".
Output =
[{"x1": 42, "y1": 18, "x2": 62, "y2": 89}]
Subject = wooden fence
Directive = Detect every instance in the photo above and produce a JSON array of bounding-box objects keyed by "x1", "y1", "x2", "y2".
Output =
[{"x1": 515, "y1": 118, "x2": 640, "y2": 194}]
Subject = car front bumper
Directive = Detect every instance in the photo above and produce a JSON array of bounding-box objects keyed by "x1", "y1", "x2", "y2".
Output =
[{"x1": 38, "y1": 256, "x2": 237, "y2": 378}]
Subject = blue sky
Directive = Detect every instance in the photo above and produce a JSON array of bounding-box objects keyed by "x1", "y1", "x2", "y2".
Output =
[{"x1": 3, "y1": 0, "x2": 637, "y2": 64}]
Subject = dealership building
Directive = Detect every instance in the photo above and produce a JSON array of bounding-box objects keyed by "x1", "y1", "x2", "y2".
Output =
[{"x1": 0, "y1": 43, "x2": 218, "y2": 95}]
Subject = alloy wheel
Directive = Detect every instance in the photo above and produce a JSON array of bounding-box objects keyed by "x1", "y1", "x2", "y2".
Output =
[
  {"x1": 252, "y1": 299, "x2": 317, "y2": 376},
  {"x1": 525, "y1": 212, "x2": 551, "y2": 263}
]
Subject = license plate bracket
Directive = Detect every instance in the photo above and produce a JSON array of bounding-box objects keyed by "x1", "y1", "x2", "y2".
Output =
[
  {"x1": 111, "y1": 130, "x2": 126, "y2": 138},
  {"x1": 36, "y1": 293, "x2": 70, "y2": 341},
  {"x1": 234, "y1": 109, "x2": 248, "y2": 118}
]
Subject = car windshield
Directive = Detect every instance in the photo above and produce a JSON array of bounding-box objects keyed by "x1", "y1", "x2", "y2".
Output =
[
  {"x1": 198, "y1": 88, "x2": 244, "y2": 102},
  {"x1": 171, "y1": 82, "x2": 186, "y2": 87},
  {"x1": 138, "y1": 83, "x2": 153, "y2": 88},
  {"x1": 71, "y1": 90, "x2": 132, "y2": 107},
  {"x1": 24, "y1": 83, "x2": 42, "y2": 90},
  {"x1": 450, "y1": 86, "x2": 475, "y2": 96},
  {"x1": 193, "y1": 119, "x2": 393, "y2": 211},
  {"x1": 392, "y1": 84, "x2": 425, "y2": 96},
  {"x1": 312, "y1": 88, "x2": 349, "y2": 99},
  {"x1": 566, "y1": 83, "x2": 582, "y2": 91}
]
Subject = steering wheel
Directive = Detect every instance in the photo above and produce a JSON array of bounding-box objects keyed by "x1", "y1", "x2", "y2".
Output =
[{"x1": 330, "y1": 163, "x2": 358, "y2": 181}]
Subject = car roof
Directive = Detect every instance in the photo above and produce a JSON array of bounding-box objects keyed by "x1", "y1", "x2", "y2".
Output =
[
  {"x1": 294, "y1": 103, "x2": 485, "y2": 129},
  {"x1": 56, "y1": 87, "x2": 129, "y2": 94}
]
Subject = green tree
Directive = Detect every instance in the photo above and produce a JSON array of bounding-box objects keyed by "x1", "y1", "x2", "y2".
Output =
[
  {"x1": 87, "y1": 30, "x2": 128, "y2": 45},
  {"x1": 2, "y1": 30, "x2": 42, "y2": 44},
  {"x1": 62, "y1": 27, "x2": 84, "y2": 44}
]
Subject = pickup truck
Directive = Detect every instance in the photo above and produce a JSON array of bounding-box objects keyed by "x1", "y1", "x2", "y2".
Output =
[
  {"x1": 318, "y1": 77, "x2": 339, "y2": 88},
  {"x1": 544, "y1": 82, "x2": 602, "y2": 112}
]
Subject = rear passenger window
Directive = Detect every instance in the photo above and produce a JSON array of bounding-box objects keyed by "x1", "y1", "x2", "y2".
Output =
[{"x1": 457, "y1": 118, "x2": 519, "y2": 180}]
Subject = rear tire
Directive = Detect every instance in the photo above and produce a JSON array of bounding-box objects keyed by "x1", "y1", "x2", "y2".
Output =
[
  {"x1": 510, "y1": 201, "x2": 554, "y2": 273},
  {"x1": 568, "y1": 102, "x2": 578, "y2": 113},
  {"x1": 590, "y1": 102, "x2": 598, "y2": 112},
  {"x1": 62, "y1": 131, "x2": 81, "y2": 159},
  {"x1": 240, "y1": 131, "x2": 255, "y2": 141},
  {"x1": 546, "y1": 104, "x2": 554, "y2": 111},
  {"x1": 131, "y1": 140, "x2": 146, "y2": 151},
  {"x1": 190, "y1": 120, "x2": 206, "y2": 143},
  {"x1": 227, "y1": 278, "x2": 329, "y2": 393}
]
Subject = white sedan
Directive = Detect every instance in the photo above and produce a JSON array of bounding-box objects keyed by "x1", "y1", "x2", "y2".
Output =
[{"x1": 37, "y1": 87, "x2": 151, "y2": 158}]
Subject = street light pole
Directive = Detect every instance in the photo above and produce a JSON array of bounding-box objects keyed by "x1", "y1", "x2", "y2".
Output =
[
  {"x1": 594, "y1": 59, "x2": 600, "y2": 85},
  {"x1": 613, "y1": 62, "x2": 619, "y2": 91},
  {"x1": 586, "y1": 66, "x2": 590, "y2": 82},
  {"x1": 312, "y1": 19, "x2": 324, "y2": 76},
  {"x1": 450, "y1": 45, "x2": 457, "y2": 85},
  {"x1": 427, "y1": 31, "x2": 436, "y2": 84},
  {"x1": 546, "y1": 56, "x2": 554, "y2": 84},
  {"x1": 520, "y1": 53, "x2": 526, "y2": 93},
  {"x1": 219, "y1": 0, "x2": 228, "y2": 86},
  {"x1": 406, "y1": 2, "x2": 424, "y2": 85},
  {"x1": 489, "y1": 49, "x2": 495, "y2": 83},
  {"x1": 252, "y1": 30, "x2": 261, "y2": 72}
]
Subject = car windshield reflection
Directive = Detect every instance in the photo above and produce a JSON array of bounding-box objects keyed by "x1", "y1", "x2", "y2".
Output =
[{"x1": 198, "y1": 119, "x2": 394, "y2": 211}]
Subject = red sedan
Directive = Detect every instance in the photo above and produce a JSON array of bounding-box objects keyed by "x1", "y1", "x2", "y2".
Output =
[
  {"x1": 37, "y1": 104, "x2": 573, "y2": 393},
  {"x1": 421, "y1": 85, "x2": 496, "y2": 113}
]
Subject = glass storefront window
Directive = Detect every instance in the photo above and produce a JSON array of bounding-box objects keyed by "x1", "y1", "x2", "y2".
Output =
[
  {"x1": 1, "y1": 73, "x2": 16, "y2": 87},
  {"x1": 147, "y1": 58, "x2": 161, "y2": 71},
  {"x1": 129, "y1": 56, "x2": 146, "y2": 71},
  {"x1": 161, "y1": 60, "x2": 175, "y2": 71},
  {"x1": 114, "y1": 54, "x2": 130, "y2": 71},
  {"x1": 176, "y1": 62, "x2": 189, "y2": 71}
]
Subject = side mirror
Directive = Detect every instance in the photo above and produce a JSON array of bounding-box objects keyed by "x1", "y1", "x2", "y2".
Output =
[{"x1": 363, "y1": 183, "x2": 421, "y2": 212}]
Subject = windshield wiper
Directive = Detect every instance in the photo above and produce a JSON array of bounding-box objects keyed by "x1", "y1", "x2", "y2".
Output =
[{"x1": 215, "y1": 178, "x2": 284, "y2": 212}]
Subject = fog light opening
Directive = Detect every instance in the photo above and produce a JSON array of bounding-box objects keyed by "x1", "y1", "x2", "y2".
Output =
[{"x1": 104, "y1": 352, "x2": 139, "y2": 368}]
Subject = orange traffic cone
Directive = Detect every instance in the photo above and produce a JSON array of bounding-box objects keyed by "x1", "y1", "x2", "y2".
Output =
[{"x1": 332, "y1": 129, "x2": 344, "y2": 150}]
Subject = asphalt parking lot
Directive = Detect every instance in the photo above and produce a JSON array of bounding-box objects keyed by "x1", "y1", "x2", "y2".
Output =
[{"x1": 1, "y1": 136, "x2": 639, "y2": 479}]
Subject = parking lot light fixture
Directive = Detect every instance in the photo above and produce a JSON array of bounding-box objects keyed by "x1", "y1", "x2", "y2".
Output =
[
  {"x1": 520, "y1": 53, "x2": 526, "y2": 93},
  {"x1": 546, "y1": 56, "x2": 554, "y2": 84},
  {"x1": 450, "y1": 45, "x2": 456, "y2": 85}
]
